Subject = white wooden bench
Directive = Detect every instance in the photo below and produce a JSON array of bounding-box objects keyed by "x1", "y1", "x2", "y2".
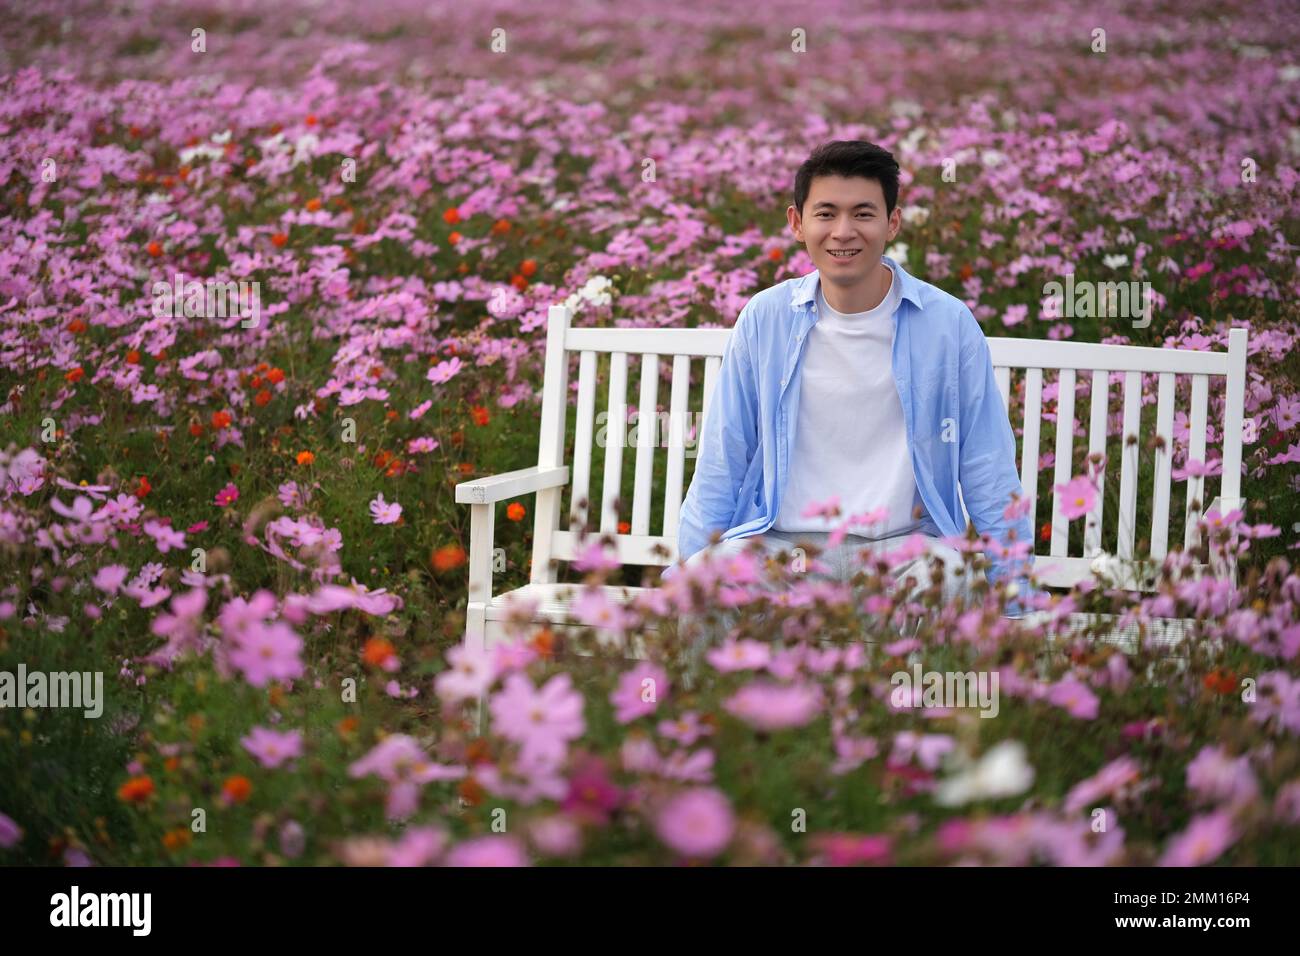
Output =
[{"x1": 455, "y1": 303, "x2": 1248, "y2": 653}]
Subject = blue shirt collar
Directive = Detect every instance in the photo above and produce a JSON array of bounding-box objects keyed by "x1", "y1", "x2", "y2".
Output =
[{"x1": 789, "y1": 254, "x2": 924, "y2": 312}]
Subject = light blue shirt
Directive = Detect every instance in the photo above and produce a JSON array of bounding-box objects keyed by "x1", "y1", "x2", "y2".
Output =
[{"x1": 669, "y1": 255, "x2": 1041, "y2": 615}]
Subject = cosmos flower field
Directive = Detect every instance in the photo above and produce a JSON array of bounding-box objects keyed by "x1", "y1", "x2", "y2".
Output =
[{"x1": 1, "y1": 0, "x2": 1299, "y2": 866}]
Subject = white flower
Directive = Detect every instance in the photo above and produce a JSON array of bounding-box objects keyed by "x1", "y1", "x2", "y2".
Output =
[
  {"x1": 292, "y1": 133, "x2": 320, "y2": 167},
  {"x1": 980, "y1": 149, "x2": 1007, "y2": 168},
  {"x1": 562, "y1": 275, "x2": 616, "y2": 313},
  {"x1": 1103, "y1": 253, "x2": 1129, "y2": 269},
  {"x1": 934, "y1": 740, "x2": 1035, "y2": 806},
  {"x1": 884, "y1": 242, "x2": 910, "y2": 265},
  {"x1": 901, "y1": 205, "x2": 930, "y2": 226}
]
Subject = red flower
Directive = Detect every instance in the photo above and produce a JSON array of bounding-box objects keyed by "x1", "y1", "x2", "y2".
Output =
[
  {"x1": 506, "y1": 502, "x2": 526, "y2": 521},
  {"x1": 134, "y1": 476, "x2": 152, "y2": 499},
  {"x1": 117, "y1": 776, "x2": 155, "y2": 804},
  {"x1": 470, "y1": 405, "x2": 490, "y2": 427},
  {"x1": 222, "y1": 775, "x2": 252, "y2": 804},
  {"x1": 211, "y1": 410, "x2": 232, "y2": 430},
  {"x1": 1039, "y1": 521, "x2": 1051, "y2": 542},
  {"x1": 431, "y1": 544, "x2": 467, "y2": 573},
  {"x1": 443, "y1": 207, "x2": 461, "y2": 225}
]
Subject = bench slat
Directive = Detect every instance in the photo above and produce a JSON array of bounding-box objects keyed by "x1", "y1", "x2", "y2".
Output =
[
  {"x1": 663, "y1": 354, "x2": 691, "y2": 538},
  {"x1": 1117, "y1": 370, "x2": 1142, "y2": 559},
  {"x1": 569, "y1": 349, "x2": 598, "y2": 531},
  {"x1": 1184, "y1": 373, "x2": 1209, "y2": 549},
  {"x1": 1050, "y1": 368, "x2": 1076, "y2": 557},
  {"x1": 700, "y1": 356, "x2": 721, "y2": 461},
  {"x1": 1220, "y1": 328, "x2": 1248, "y2": 508},
  {"x1": 994, "y1": 366, "x2": 1010, "y2": 413},
  {"x1": 988, "y1": 337, "x2": 1229, "y2": 375},
  {"x1": 1151, "y1": 371, "x2": 1176, "y2": 559},
  {"x1": 601, "y1": 351, "x2": 628, "y2": 534},
  {"x1": 1085, "y1": 369, "x2": 1108, "y2": 557},
  {"x1": 631, "y1": 353, "x2": 660, "y2": 535},
  {"x1": 567, "y1": 326, "x2": 731, "y2": 356},
  {"x1": 1020, "y1": 367, "x2": 1043, "y2": 534}
]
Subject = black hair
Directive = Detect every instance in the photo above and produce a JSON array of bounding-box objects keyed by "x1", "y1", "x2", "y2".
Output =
[{"x1": 793, "y1": 140, "x2": 900, "y2": 217}]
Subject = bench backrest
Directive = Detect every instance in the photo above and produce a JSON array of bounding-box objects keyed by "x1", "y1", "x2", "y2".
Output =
[{"x1": 528, "y1": 303, "x2": 1248, "y2": 590}]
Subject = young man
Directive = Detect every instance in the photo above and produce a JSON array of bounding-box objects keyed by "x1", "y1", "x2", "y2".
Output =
[{"x1": 665, "y1": 140, "x2": 1039, "y2": 618}]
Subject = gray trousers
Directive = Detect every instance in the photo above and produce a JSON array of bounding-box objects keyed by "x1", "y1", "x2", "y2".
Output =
[{"x1": 671, "y1": 528, "x2": 975, "y2": 662}]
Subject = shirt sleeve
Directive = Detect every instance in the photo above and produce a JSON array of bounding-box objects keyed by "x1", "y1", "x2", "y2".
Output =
[
  {"x1": 672, "y1": 302, "x2": 761, "y2": 570},
  {"x1": 955, "y1": 306, "x2": 1044, "y2": 616}
]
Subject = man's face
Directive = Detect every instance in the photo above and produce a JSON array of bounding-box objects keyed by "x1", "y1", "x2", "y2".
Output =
[{"x1": 787, "y1": 174, "x2": 901, "y2": 287}]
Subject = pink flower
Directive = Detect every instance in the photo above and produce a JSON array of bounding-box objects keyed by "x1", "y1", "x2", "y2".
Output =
[
  {"x1": 1054, "y1": 475, "x2": 1096, "y2": 520},
  {"x1": 528, "y1": 814, "x2": 583, "y2": 858},
  {"x1": 434, "y1": 642, "x2": 497, "y2": 703},
  {"x1": 570, "y1": 588, "x2": 636, "y2": 634},
  {"x1": 706, "y1": 638, "x2": 771, "y2": 673},
  {"x1": 427, "y1": 357, "x2": 463, "y2": 386},
  {"x1": 891, "y1": 731, "x2": 955, "y2": 772},
  {"x1": 408, "y1": 400, "x2": 433, "y2": 420},
  {"x1": 1064, "y1": 756, "x2": 1143, "y2": 813},
  {"x1": 562, "y1": 753, "x2": 623, "y2": 824},
  {"x1": 369, "y1": 493, "x2": 402, "y2": 525},
  {"x1": 609, "y1": 662, "x2": 668, "y2": 723},
  {"x1": 1158, "y1": 811, "x2": 1238, "y2": 866},
  {"x1": 655, "y1": 787, "x2": 735, "y2": 859},
  {"x1": 723, "y1": 681, "x2": 823, "y2": 731},
  {"x1": 658, "y1": 711, "x2": 712, "y2": 746},
  {"x1": 214, "y1": 483, "x2": 239, "y2": 507},
  {"x1": 490, "y1": 672, "x2": 586, "y2": 763},
  {"x1": 387, "y1": 827, "x2": 448, "y2": 867},
  {"x1": 1001, "y1": 303, "x2": 1029, "y2": 327},
  {"x1": 187, "y1": 520, "x2": 209, "y2": 534},
  {"x1": 348, "y1": 734, "x2": 466, "y2": 820},
  {"x1": 143, "y1": 518, "x2": 186, "y2": 553},
  {"x1": 571, "y1": 539, "x2": 622, "y2": 573},
  {"x1": 0, "y1": 812, "x2": 22, "y2": 848},
  {"x1": 227, "y1": 621, "x2": 305, "y2": 688},
  {"x1": 1185, "y1": 745, "x2": 1258, "y2": 808},
  {"x1": 809, "y1": 833, "x2": 894, "y2": 866},
  {"x1": 1046, "y1": 676, "x2": 1099, "y2": 719},
  {"x1": 241, "y1": 726, "x2": 304, "y2": 769},
  {"x1": 1250, "y1": 672, "x2": 1300, "y2": 734},
  {"x1": 443, "y1": 835, "x2": 528, "y2": 867},
  {"x1": 92, "y1": 564, "x2": 129, "y2": 595}
]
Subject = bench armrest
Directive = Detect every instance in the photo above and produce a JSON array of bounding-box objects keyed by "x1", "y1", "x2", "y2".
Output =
[{"x1": 455, "y1": 465, "x2": 570, "y2": 505}]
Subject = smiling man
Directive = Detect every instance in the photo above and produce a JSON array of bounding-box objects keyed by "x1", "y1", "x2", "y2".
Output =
[{"x1": 667, "y1": 140, "x2": 1039, "y2": 619}]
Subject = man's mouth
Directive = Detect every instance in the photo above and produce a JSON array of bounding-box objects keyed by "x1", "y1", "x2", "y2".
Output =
[{"x1": 826, "y1": 249, "x2": 861, "y2": 259}]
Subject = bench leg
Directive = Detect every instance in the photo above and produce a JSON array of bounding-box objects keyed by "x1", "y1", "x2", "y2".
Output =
[{"x1": 464, "y1": 602, "x2": 488, "y2": 737}]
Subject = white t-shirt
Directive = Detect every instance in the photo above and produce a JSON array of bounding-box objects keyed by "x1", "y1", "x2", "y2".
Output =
[{"x1": 772, "y1": 268, "x2": 923, "y2": 538}]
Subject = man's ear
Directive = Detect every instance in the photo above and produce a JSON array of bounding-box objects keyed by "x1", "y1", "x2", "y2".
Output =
[
  {"x1": 787, "y1": 204, "x2": 803, "y2": 242},
  {"x1": 887, "y1": 206, "x2": 902, "y2": 242}
]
